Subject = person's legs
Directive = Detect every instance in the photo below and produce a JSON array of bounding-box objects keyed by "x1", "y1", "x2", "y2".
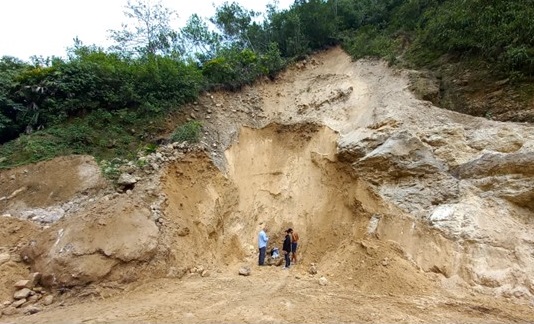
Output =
[
  {"x1": 291, "y1": 243, "x2": 298, "y2": 263},
  {"x1": 284, "y1": 251, "x2": 290, "y2": 268},
  {"x1": 259, "y1": 247, "x2": 266, "y2": 265}
]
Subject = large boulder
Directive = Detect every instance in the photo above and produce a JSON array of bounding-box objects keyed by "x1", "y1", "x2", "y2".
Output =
[{"x1": 20, "y1": 195, "x2": 159, "y2": 287}]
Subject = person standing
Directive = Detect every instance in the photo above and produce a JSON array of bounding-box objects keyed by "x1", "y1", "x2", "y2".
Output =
[
  {"x1": 291, "y1": 229, "x2": 299, "y2": 264},
  {"x1": 258, "y1": 225, "x2": 269, "y2": 266},
  {"x1": 282, "y1": 228, "x2": 292, "y2": 269}
]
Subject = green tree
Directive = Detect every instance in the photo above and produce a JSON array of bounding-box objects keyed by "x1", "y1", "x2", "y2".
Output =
[
  {"x1": 108, "y1": 0, "x2": 182, "y2": 57},
  {"x1": 268, "y1": 9, "x2": 308, "y2": 57},
  {"x1": 180, "y1": 14, "x2": 222, "y2": 61},
  {"x1": 210, "y1": 2, "x2": 259, "y2": 51},
  {"x1": 0, "y1": 56, "x2": 29, "y2": 143},
  {"x1": 293, "y1": 0, "x2": 338, "y2": 49}
]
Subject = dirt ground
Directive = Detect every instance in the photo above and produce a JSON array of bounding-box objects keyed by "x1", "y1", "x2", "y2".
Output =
[
  {"x1": 2, "y1": 48, "x2": 534, "y2": 323},
  {"x1": 8, "y1": 266, "x2": 534, "y2": 324}
]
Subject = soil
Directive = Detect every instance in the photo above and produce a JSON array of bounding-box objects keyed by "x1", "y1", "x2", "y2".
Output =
[
  {"x1": 419, "y1": 57, "x2": 534, "y2": 123},
  {"x1": 1, "y1": 47, "x2": 534, "y2": 323}
]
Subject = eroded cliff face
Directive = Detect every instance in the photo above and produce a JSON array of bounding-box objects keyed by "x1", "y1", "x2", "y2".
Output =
[
  {"x1": 1, "y1": 47, "x2": 534, "y2": 321},
  {"x1": 215, "y1": 47, "x2": 534, "y2": 298}
]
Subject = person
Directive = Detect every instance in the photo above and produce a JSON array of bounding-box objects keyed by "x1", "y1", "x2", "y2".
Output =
[
  {"x1": 291, "y1": 229, "x2": 299, "y2": 264},
  {"x1": 282, "y1": 228, "x2": 292, "y2": 269},
  {"x1": 258, "y1": 225, "x2": 269, "y2": 266}
]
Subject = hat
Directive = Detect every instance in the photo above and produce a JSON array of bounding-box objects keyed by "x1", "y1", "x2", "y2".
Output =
[{"x1": 286, "y1": 228, "x2": 293, "y2": 233}]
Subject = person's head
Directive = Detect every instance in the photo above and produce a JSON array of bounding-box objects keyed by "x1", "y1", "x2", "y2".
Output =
[{"x1": 286, "y1": 228, "x2": 293, "y2": 234}]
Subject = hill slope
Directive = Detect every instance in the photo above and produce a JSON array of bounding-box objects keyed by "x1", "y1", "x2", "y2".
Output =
[{"x1": 1, "y1": 47, "x2": 534, "y2": 323}]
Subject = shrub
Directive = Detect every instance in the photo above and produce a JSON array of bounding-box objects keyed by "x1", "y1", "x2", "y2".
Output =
[
  {"x1": 202, "y1": 47, "x2": 263, "y2": 90},
  {"x1": 133, "y1": 56, "x2": 204, "y2": 110},
  {"x1": 342, "y1": 26, "x2": 397, "y2": 61},
  {"x1": 171, "y1": 120, "x2": 202, "y2": 143}
]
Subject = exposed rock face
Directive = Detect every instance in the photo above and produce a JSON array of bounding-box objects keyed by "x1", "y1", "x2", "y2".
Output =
[
  {"x1": 2, "y1": 47, "x2": 534, "y2": 304},
  {"x1": 455, "y1": 152, "x2": 534, "y2": 179},
  {"x1": 453, "y1": 152, "x2": 534, "y2": 209},
  {"x1": 336, "y1": 96, "x2": 534, "y2": 298},
  {"x1": 20, "y1": 196, "x2": 159, "y2": 287},
  {"x1": 354, "y1": 130, "x2": 447, "y2": 178}
]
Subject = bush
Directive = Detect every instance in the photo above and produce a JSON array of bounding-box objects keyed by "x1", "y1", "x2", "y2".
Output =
[
  {"x1": 171, "y1": 120, "x2": 202, "y2": 143},
  {"x1": 202, "y1": 47, "x2": 261, "y2": 90},
  {"x1": 133, "y1": 55, "x2": 204, "y2": 111},
  {"x1": 0, "y1": 132, "x2": 68, "y2": 167},
  {"x1": 342, "y1": 26, "x2": 397, "y2": 61},
  {"x1": 260, "y1": 43, "x2": 286, "y2": 79}
]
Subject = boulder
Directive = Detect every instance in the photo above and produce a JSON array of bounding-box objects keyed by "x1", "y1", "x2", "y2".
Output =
[
  {"x1": 13, "y1": 288, "x2": 31, "y2": 300},
  {"x1": 354, "y1": 131, "x2": 446, "y2": 179},
  {"x1": 0, "y1": 253, "x2": 10, "y2": 266},
  {"x1": 42, "y1": 295, "x2": 54, "y2": 306},
  {"x1": 14, "y1": 280, "x2": 33, "y2": 289},
  {"x1": 117, "y1": 173, "x2": 138, "y2": 186},
  {"x1": 238, "y1": 266, "x2": 251, "y2": 276}
]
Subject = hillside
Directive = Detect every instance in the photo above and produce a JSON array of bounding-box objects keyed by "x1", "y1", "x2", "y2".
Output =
[{"x1": 1, "y1": 47, "x2": 534, "y2": 323}]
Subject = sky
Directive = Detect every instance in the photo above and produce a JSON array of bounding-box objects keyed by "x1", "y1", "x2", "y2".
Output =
[{"x1": 0, "y1": 0, "x2": 294, "y2": 61}]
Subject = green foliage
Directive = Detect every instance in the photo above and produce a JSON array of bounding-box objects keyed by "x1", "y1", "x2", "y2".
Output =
[
  {"x1": 413, "y1": 0, "x2": 534, "y2": 74},
  {"x1": 11, "y1": 64, "x2": 58, "y2": 130},
  {"x1": 181, "y1": 14, "x2": 222, "y2": 60},
  {"x1": 202, "y1": 47, "x2": 260, "y2": 90},
  {"x1": 0, "y1": 132, "x2": 68, "y2": 168},
  {"x1": 142, "y1": 143, "x2": 158, "y2": 154},
  {"x1": 0, "y1": 56, "x2": 31, "y2": 143},
  {"x1": 268, "y1": 9, "x2": 309, "y2": 57},
  {"x1": 99, "y1": 158, "x2": 127, "y2": 180},
  {"x1": 108, "y1": 0, "x2": 182, "y2": 57},
  {"x1": 203, "y1": 44, "x2": 285, "y2": 90},
  {"x1": 0, "y1": 108, "x2": 164, "y2": 168},
  {"x1": 55, "y1": 46, "x2": 137, "y2": 114},
  {"x1": 342, "y1": 26, "x2": 397, "y2": 61},
  {"x1": 171, "y1": 120, "x2": 202, "y2": 143},
  {"x1": 3, "y1": 0, "x2": 534, "y2": 170},
  {"x1": 293, "y1": 0, "x2": 338, "y2": 49},
  {"x1": 260, "y1": 43, "x2": 286, "y2": 78},
  {"x1": 133, "y1": 55, "x2": 204, "y2": 111},
  {"x1": 211, "y1": 1, "x2": 259, "y2": 50},
  {"x1": 47, "y1": 123, "x2": 94, "y2": 153}
]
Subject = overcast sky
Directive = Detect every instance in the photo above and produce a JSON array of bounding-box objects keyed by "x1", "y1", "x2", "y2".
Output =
[{"x1": 0, "y1": 0, "x2": 294, "y2": 61}]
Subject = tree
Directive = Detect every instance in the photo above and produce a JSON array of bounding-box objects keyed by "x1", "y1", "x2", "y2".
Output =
[
  {"x1": 210, "y1": 2, "x2": 259, "y2": 51},
  {"x1": 0, "y1": 56, "x2": 29, "y2": 143},
  {"x1": 108, "y1": 0, "x2": 182, "y2": 57},
  {"x1": 180, "y1": 14, "x2": 222, "y2": 61},
  {"x1": 268, "y1": 9, "x2": 308, "y2": 57}
]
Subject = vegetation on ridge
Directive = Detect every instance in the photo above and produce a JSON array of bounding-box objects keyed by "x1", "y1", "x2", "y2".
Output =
[{"x1": 1, "y1": 0, "x2": 533, "y2": 169}]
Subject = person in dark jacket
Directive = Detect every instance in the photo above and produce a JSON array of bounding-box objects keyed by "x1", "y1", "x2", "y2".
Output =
[{"x1": 282, "y1": 228, "x2": 292, "y2": 269}]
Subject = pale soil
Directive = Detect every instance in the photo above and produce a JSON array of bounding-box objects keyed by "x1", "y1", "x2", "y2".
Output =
[
  {"x1": 2, "y1": 47, "x2": 534, "y2": 323},
  {"x1": 9, "y1": 265, "x2": 534, "y2": 324}
]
